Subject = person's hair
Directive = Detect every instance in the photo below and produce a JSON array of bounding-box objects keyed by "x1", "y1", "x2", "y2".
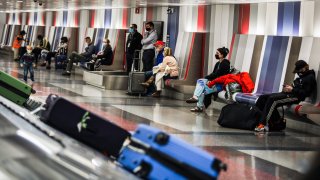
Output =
[
  {"x1": 163, "y1": 47, "x2": 172, "y2": 57},
  {"x1": 104, "y1": 38, "x2": 110, "y2": 44},
  {"x1": 60, "y1": 36, "x2": 68, "y2": 43},
  {"x1": 20, "y1": 30, "x2": 26, "y2": 35},
  {"x1": 146, "y1": 22, "x2": 154, "y2": 28},
  {"x1": 131, "y1": 24, "x2": 137, "y2": 29},
  {"x1": 26, "y1": 45, "x2": 32, "y2": 50},
  {"x1": 85, "y1": 37, "x2": 91, "y2": 40},
  {"x1": 37, "y1": 35, "x2": 43, "y2": 40},
  {"x1": 217, "y1": 47, "x2": 229, "y2": 58}
]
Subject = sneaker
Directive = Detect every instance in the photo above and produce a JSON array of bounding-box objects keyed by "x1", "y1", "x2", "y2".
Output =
[
  {"x1": 152, "y1": 91, "x2": 161, "y2": 97},
  {"x1": 46, "y1": 66, "x2": 51, "y2": 69},
  {"x1": 40, "y1": 63, "x2": 46, "y2": 67},
  {"x1": 186, "y1": 97, "x2": 198, "y2": 103},
  {"x1": 62, "y1": 72, "x2": 71, "y2": 76},
  {"x1": 254, "y1": 123, "x2": 269, "y2": 132},
  {"x1": 190, "y1": 106, "x2": 203, "y2": 112}
]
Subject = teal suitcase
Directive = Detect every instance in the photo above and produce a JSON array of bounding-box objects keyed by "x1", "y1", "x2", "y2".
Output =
[{"x1": 0, "y1": 70, "x2": 35, "y2": 106}]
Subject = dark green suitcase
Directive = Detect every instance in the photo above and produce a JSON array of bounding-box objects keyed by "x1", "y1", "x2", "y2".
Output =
[{"x1": 0, "y1": 70, "x2": 36, "y2": 106}]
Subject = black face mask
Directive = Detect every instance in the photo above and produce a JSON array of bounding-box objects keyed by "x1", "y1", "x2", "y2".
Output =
[
  {"x1": 146, "y1": 28, "x2": 151, "y2": 32},
  {"x1": 215, "y1": 54, "x2": 220, "y2": 59}
]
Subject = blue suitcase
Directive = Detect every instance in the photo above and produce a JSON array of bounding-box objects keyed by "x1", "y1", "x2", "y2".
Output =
[{"x1": 118, "y1": 124, "x2": 226, "y2": 179}]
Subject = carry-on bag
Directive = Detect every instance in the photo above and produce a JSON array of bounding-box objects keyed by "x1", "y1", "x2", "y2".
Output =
[
  {"x1": 0, "y1": 70, "x2": 36, "y2": 106},
  {"x1": 118, "y1": 124, "x2": 227, "y2": 179},
  {"x1": 218, "y1": 103, "x2": 261, "y2": 130},
  {"x1": 128, "y1": 50, "x2": 146, "y2": 94},
  {"x1": 40, "y1": 94, "x2": 131, "y2": 158}
]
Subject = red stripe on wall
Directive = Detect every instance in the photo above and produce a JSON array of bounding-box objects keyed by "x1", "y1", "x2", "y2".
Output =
[
  {"x1": 75, "y1": 10, "x2": 80, "y2": 27},
  {"x1": 122, "y1": 8, "x2": 128, "y2": 29},
  {"x1": 228, "y1": 33, "x2": 236, "y2": 60},
  {"x1": 19, "y1": 13, "x2": 22, "y2": 25},
  {"x1": 238, "y1": 4, "x2": 250, "y2": 34},
  {"x1": 197, "y1": 5, "x2": 205, "y2": 32},
  {"x1": 53, "y1": 12, "x2": 56, "y2": 26},
  {"x1": 42, "y1": 12, "x2": 45, "y2": 26},
  {"x1": 26, "y1": 13, "x2": 30, "y2": 25},
  {"x1": 90, "y1": 10, "x2": 95, "y2": 28},
  {"x1": 6, "y1": 13, "x2": 9, "y2": 24},
  {"x1": 146, "y1": 7, "x2": 153, "y2": 21},
  {"x1": 184, "y1": 33, "x2": 196, "y2": 80}
]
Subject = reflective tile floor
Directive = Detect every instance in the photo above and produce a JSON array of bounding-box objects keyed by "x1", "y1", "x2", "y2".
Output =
[{"x1": 1, "y1": 50, "x2": 319, "y2": 180}]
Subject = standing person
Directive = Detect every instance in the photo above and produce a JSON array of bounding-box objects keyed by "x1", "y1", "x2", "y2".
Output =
[
  {"x1": 186, "y1": 47, "x2": 231, "y2": 112},
  {"x1": 20, "y1": 45, "x2": 35, "y2": 83},
  {"x1": 141, "y1": 22, "x2": 158, "y2": 72},
  {"x1": 126, "y1": 24, "x2": 142, "y2": 74},
  {"x1": 62, "y1": 37, "x2": 95, "y2": 76},
  {"x1": 12, "y1": 30, "x2": 27, "y2": 61},
  {"x1": 255, "y1": 60, "x2": 317, "y2": 132}
]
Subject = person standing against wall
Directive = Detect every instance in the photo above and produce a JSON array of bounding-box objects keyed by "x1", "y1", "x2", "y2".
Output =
[
  {"x1": 12, "y1": 30, "x2": 27, "y2": 61},
  {"x1": 126, "y1": 24, "x2": 142, "y2": 74},
  {"x1": 141, "y1": 22, "x2": 158, "y2": 72}
]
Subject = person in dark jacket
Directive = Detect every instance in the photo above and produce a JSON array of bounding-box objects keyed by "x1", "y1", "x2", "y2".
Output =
[
  {"x1": 255, "y1": 60, "x2": 317, "y2": 132},
  {"x1": 33, "y1": 35, "x2": 51, "y2": 66},
  {"x1": 62, "y1": 37, "x2": 95, "y2": 76},
  {"x1": 126, "y1": 24, "x2": 143, "y2": 74},
  {"x1": 185, "y1": 47, "x2": 230, "y2": 112},
  {"x1": 20, "y1": 45, "x2": 36, "y2": 83},
  {"x1": 90, "y1": 38, "x2": 113, "y2": 70},
  {"x1": 42, "y1": 36, "x2": 68, "y2": 69}
]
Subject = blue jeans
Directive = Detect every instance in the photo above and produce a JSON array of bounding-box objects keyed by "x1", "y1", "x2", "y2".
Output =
[
  {"x1": 23, "y1": 63, "x2": 34, "y2": 82},
  {"x1": 193, "y1": 79, "x2": 223, "y2": 108}
]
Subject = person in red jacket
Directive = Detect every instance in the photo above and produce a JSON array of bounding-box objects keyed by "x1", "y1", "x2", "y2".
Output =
[{"x1": 207, "y1": 72, "x2": 255, "y2": 93}]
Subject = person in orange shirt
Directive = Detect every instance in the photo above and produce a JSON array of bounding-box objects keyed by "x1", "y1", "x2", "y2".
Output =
[{"x1": 12, "y1": 30, "x2": 27, "y2": 61}]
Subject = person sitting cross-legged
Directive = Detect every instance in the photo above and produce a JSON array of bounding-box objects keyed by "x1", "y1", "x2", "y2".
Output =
[{"x1": 62, "y1": 37, "x2": 95, "y2": 76}]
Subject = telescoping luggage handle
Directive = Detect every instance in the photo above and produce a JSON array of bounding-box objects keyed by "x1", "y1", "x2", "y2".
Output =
[
  {"x1": 132, "y1": 50, "x2": 142, "y2": 72},
  {"x1": 124, "y1": 131, "x2": 227, "y2": 179}
]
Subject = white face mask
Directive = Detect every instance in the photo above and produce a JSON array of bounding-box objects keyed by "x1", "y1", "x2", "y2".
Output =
[{"x1": 27, "y1": 50, "x2": 32, "y2": 54}]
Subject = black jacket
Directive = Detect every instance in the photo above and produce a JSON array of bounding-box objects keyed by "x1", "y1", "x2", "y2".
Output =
[
  {"x1": 97, "y1": 45, "x2": 113, "y2": 65},
  {"x1": 291, "y1": 70, "x2": 317, "y2": 101},
  {"x1": 126, "y1": 31, "x2": 143, "y2": 54},
  {"x1": 81, "y1": 43, "x2": 96, "y2": 60},
  {"x1": 205, "y1": 59, "x2": 230, "y2": 81}
]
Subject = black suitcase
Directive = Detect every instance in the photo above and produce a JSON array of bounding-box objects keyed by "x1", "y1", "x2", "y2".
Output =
[
  {"x1": 218, "y1": 103, "x2": 261, "y2": 130},
  {"x1": 40, "y1": 94, "x2": 131, "y2": 158},
  {"x1": 127, "y1": 50, "x2": 145, "y2": 94}
]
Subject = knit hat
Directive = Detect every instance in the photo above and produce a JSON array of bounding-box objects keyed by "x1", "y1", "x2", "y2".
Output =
[
  {"x1": 154, "y1": 41, "x2": 165, "y2": 47},
  {"x1": 293, "y1": 60, "x2": 308, "y2": 73}
]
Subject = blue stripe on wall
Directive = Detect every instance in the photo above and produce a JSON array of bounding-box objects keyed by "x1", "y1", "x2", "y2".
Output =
[
  {"x1": 257, "y1": 36, "x2": 289, "y2": 93},
  {"x1": 34, "y1": 13, "x2": 37, "y2": 25},
  {"x1": 104, "y1": 9, "x2": 112, "y2": 28},
  {"x1": 53, "y1": 27, "x2": 63, "y2": 50},
  {"x1": 95, "y1": 28, "x2": 105, "y2": 51},
  {"x1": 167, "y1": 6, "x2": 179, "y2": 53},
  {"x1": 63, "y1": 11, "x2": 68, "y2": 27},
  {"x1": 277, "y1": 2, "x2": 300, "y2": 36}
]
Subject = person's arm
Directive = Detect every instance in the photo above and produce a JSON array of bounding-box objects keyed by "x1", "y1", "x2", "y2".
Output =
[
  {"x1": 291, "y1": 76, "x2": 316, "y2": 100},
  {"x1": 205, "y1": 60, "x2": 230, "y2": 80},
  {"x1": 81, "y1": 45, "x2": 95, "y2": 57},
  {"x1": 141, "y1": 31, "x2": 157, "y2": 46},
  {"x1": 207, "y1": 74, "x2": 230, "y2": 88}
]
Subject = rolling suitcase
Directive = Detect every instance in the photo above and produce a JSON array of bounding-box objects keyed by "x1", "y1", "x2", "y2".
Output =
[
  {"x1": 118, "y1": 124, "x2": 227, "y2": 179},
  {"x1": 128, "y1": 50, "x2": 146, "y2": 94},
  {"x1": 0, "y1": 70, "x2": 36, "y2": 106},
  {"x1": 40, "y1": 94, "x2": 131, "y2": 158}
]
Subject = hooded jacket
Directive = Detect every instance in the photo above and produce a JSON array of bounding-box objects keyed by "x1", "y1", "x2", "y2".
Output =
[
  {"x1": 291, "y1": 69, "x2": 317, "y2": 101},
  {"x1": 207, "y1": 72, "x2": 255, "y2": 93}
]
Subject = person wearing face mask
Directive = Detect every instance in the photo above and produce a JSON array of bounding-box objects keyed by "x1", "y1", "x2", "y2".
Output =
[
  {"x1": 62, "y1": 37, "x2": 95, "y2": 76},
  {"x1": 141, "y1": 21, "x2": 158, "y2": 72},
  {"x1": 42, "y1": 36, "x2": 69, "y2": 69},
  {"x1": 20, "y1": 45, "x2": 36, "y2": 83},
  {"x1": 254, "y1": 60, "x2": 317, "y2": 132},
  {"x1": 185, "y1": 47, "x2": 231, "y2": 112},
  {"x1": 88, "y1": 38, "x2": 113, "y2": 70},
  {"x1": 126, "y1": 24, "x2": 142, "y2": 74}
]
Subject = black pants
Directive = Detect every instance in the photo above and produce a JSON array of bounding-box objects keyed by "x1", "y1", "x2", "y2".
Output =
[
  {"x1": 256, "y1": 92, "x2": 299, "y2": 125},
  {"x1": 32, "y1": 47, "x2": 43, "y2": 64},
  {"x1": 66, "y1": 52, "x2": 87, "y2": 72},
  {"x1": 126, "y1": 52, "x2": 139, "y2": 74},
  {"x1": 142, "y1": 49, "x2": 155, "y2": 72},
  {"x1": 46, "y1": 52, "x2": 57, "y2": 66}
]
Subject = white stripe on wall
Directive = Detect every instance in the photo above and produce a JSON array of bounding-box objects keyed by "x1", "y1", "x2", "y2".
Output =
[{"x1": 299, "y1": 1, "x2": 315, "y2": 36}]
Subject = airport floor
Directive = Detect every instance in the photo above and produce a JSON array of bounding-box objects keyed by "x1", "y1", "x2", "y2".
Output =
[{"x1": 1, "y1": 50, "x2": 319, "y2": 180}]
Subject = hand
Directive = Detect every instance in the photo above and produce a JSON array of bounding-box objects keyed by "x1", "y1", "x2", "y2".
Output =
[
  {"x1": 283, "y1": 85, "x2": 293, "y2": 93},
  {"x1": 20, "y1": 64, "x2": 23, "y2": 68},
  {"x1": 32, "y1": 63, "x2": 36, "y2": 68}
]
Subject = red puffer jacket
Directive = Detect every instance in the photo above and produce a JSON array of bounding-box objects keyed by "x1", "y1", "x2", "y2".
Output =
[{"x1": 207, "y1": 72, "x2": 255, "y2": 93}]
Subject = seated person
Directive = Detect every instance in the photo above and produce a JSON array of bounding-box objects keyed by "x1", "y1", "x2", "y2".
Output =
[
  {"x1": 87, "y1": 38, "x2": 113, "y2": 70},
  {"x1": 62, "y1": 37, "x2": 95, "y2": 76},
  {"x1": 141, "y1": 47, "x2": 179, "y2": 97},
  {"x1": 255, "y1": 60, "x2": 317, "y2": 132},
  {"x1": 33, "y1": 35, "x2": 51, "y2": 65},
  {"x1": 41, "y1": 37, "x2": 68, "y2": 69},
  {"x1": 185, "y1": 47, "x2": 231, "y2": 112}
]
